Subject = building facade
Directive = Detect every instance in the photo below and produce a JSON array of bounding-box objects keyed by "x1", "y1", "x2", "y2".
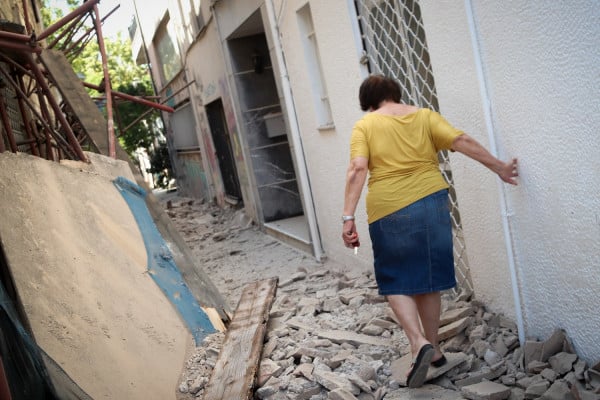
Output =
[{"x1": 131, "y1": 0, "x2": 600, "y2": 363}]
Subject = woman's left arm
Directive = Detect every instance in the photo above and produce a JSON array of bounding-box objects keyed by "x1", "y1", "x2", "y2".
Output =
[
  {"x1": 451, "y1": 134, "x2": 518, "y2": 185},
  {"x1": 342, "y1": 156, "x2": 368, "y2": 248}
]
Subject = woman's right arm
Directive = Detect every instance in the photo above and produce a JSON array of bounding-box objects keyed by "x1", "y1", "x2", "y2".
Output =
[{"x1": 451, "y1": 134, "x2": 519, "y2": 185}]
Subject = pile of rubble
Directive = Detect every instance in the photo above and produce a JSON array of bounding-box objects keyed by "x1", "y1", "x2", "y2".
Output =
[
  {"x1": 178, "y1": 267, "x2": 599, "y2": 400},
  {"x1": 165, "y1": 197, "x2": 599, "y2": 400}
]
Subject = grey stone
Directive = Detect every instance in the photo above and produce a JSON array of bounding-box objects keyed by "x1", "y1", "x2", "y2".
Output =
[
  {"x1": 348, "y1": 296, "x2": 365, "y2": 308},
  {"x1": 317, "y1": 330, "x2": 391, "y2": 347},
  {"x1": 258, "y1": 359, "x2": 284, "y2": 386},
  {"x1": 527, "y1": 361, "x2": 549, "y2": 374},
  {"x1": 539, "y1": 380, "x2": 574, "y2": 400},
  {"x1": 586, "y1": 368, "x2": 600, "y2": 390},
  {"x1": 523, "y1": 341, "x2": 543, "y2": 365},
  {"x1": 461, "y1": 381, "x2": 512, "y2": 400},
  {"x1": 516, "y1": 374, "x2": 546, "y2": 390},
  {"x1": 360, "y1": 324, "x2": 384, "y2": 336},
  {"x1": 288, "y1": 377, "x2": 322, "y2": 399},
  {"x1": 322, "y1": 297, "x2": 345, "y2": 313},
  {"x1": 573, "y1": 359, "x2": 587, "y2": 380},
  {"x1": 494, "y1": 335, "x2": 510, "y2": 357},
  {"x1": 540, "y1": 368, "x2": 558, "y2": 383},
  {"x1": 439, "y1": 317, "x2": 473, "y2": 341},
  {"x1": 293, "y1": 363, "x2": 315, "y2": 380},
  {"x1": 328, "y1": 388, "x2": 359, "y2": 400},
  {"x1": 440, "y1": 307, "x2": 475, "y2": 327},
  {"x1": 368, "y1": 317, "x2": 397, "y2": 330},
  {"x1": 348, "y1": 374, "x2": 372, "y2": 393},
  {"x1": 470, "y1": 324, "x2": 489, "y2": 342},
  {"x1": 385, "y1": 384, "x2": 465, "y2": 399},
  {"x1": 540, "y1": 329, "x2": 568, "y2": 362},
  {"x1": 524, "y1": 379, "x2": 550, "y2": 399},
  {"x1": 501, "y1": 375, "x2": 516, "y2": 386},
  {"x1": 472, "y1": 339, "x2": 492, "y2": 359},
  {"x1": 548, "y1": 352, "x2": 577, "y2": 375},
  {"x1": 485, "y1": 349, "x2": 504, "y2": 366},
  {"x1": 279, "y1": 272, "x2": 307, "y2": 288},
  {"x1": 509, "y1": 387, "x2": 526, "y2": 400},
  {"x1": 455, "y1": 365, "x2": 507, "y2": 387},
  {"x1": 256, "y1": 376, "x2": 282, "y2": 399},
  {"x1": 312, "y1": 370, "x2": 360, "y2": 395}
]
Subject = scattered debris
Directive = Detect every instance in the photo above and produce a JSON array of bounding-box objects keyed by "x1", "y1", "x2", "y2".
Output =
[{"x1": 165, "y1": 196, "x2": 599, "y2": 400}]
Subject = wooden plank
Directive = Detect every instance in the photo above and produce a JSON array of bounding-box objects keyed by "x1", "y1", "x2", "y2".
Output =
[
  {"x1": 39, "y1": 49, "x2": 108, "y2": 154},
  {"x1": 202, "y1": 277, "x2": 278, "y2": 400}
]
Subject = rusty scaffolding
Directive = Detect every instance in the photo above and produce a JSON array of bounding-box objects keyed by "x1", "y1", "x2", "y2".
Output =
[{"x1": 0, "y1": 0, "x2": 173, "y2": 163}]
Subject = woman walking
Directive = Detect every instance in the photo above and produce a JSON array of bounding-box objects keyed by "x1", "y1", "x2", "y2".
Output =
[{"x1": 341, "y1": 75, "x2": 518, "y2": 388}]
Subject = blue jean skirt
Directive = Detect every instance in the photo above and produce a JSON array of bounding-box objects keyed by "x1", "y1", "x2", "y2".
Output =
[{"x1": 368, "y1": 189, "x2": 456, "y2": 296}]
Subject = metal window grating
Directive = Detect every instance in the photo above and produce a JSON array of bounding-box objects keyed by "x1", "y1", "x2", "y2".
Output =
[{"x1": 353, "y1": 0, "x2": 473, "y2": 295}]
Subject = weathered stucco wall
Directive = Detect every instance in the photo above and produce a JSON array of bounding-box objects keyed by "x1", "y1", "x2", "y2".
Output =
[
  {"x1": 276, "y1": 0, "x2": 372, "y2": 268},
  {"x1": 421, "y1": 0, "x2": 600, "y2": 363}
]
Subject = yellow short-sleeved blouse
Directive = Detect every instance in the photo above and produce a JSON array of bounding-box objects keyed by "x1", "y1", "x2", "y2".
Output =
[{"x1": 350, "y1": 108, "x2": 464, "y2": 223}]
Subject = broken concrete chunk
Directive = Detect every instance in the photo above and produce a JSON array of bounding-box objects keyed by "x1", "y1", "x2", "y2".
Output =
[
  {"x1": 313, "y1": 370, "x2": 360, "y2": 395},
  {"x1": 257, "y1": 358, "x2": 283, "y2": 387},
  {"x1": 438, "y1": 317, "x2": 473, "y2": 341},
  {"x1": 279, "y1": 272, "x2": 307, "y2": 288},
  {"x1": 523, "y1": 340, "x2": 544, "y2": 366},
  {"x1": 527, "y1": 360, "x2": 550, "y2": 374},
  {"x1": 524, "y1": 379, "x2": 550, "y2": 399},
  {"x1": 292, "y1": 363, "x2": 314, "y2": 380},
  {"x1": 540, "y1": 329, "x2": 568, "y2": 362},
  {"x1": 461, "y1": 381, "x2": 511, "y2": 400},
  {"x1": 328, "y1": 387, "x2": 360, "y2": 400},
  {"x1": 317, "y1": 330, "x2": 392, "y2": 347},
  {"x1": 540, "y1": 380, "x2": 574, "y2": 400},
  {"x1": 540, "y1": 368, "x2": 558, "y2": 383},
  {"x1": 548, "y1": 352, "x2": 577, "y2": 375},
  {"x1": 440, "y1": 307, "x2": 475, "y2": 327}
]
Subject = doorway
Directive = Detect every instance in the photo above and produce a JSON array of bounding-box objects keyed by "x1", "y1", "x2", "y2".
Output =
[
  {"x1": 205, "y1": 99, "x2": 242, "y2": 202},
  {"x1": 226, "y1": 11, "x2": 311, "y2": 253}
]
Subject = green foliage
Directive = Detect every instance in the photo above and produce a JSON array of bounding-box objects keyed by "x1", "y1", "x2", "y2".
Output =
[
  {"x1": 148, "y1": 143, "x2": 173, "y2": 189},
  {"x1": 40, "y1": 0, "x2": 172, "y2": 184},
  {"x1": 115, "y1": 81, "x2": 160, "y2": 154}
]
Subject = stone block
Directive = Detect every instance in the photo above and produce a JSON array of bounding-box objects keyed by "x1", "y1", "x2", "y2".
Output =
[
  {"x1": 438, "y1": 317, "x2": 473, "y2": 341},
  {"x1": 317, "y1": 330, "x2": 391, "y2": 347},
  {"x1": 461, "y1": 381, "x2": 511, "y2": 400},
  {"x1": 440, "y1": 307, "x2": 475, "y2": 327},
  {"x1": 540, "y1": 329, "x2": 568, "y2": 362},
  {"x1": 313, "y1": 370, "x2": 360, "y2": 395},
  {"x1": 548, "y1": 352, "x2": 577, "y2": 375},
  {"x1": 328, "y1": 388, "x2": 359, "y2": 400}
]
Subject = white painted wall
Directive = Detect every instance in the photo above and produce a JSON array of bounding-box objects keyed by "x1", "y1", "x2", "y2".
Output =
[
  {"x1": 421, "y1": 0, "x2": 600, "y2": 363},
  {"x1": 274, "y1": 0, "x2": 373, "y2": 269}
]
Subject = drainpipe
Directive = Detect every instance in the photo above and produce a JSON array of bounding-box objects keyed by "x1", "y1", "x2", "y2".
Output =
[
  {"x1": 265, "y1": 0, "x2": 324, "y2": 261},
  {"x1": 465, "y1": 0, "x2": 525, "y2": 345}
]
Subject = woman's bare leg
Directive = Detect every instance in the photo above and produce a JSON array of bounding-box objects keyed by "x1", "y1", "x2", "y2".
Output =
[
  {"x1": 414, "y1": 291, "x2": 443, "y2": 361},
  {"x1": 386, "y1": 294, "x2": 430, "y2": 358}
]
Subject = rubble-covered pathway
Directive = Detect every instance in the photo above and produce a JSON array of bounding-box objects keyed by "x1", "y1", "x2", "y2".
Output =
[{"x1": 162, "y1": 195, "x2": 600, "y2": 400}]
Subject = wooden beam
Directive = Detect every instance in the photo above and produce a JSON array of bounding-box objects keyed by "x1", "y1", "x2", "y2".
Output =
[{"x1": 202, "y1": 277, "x2": 278, "y2": 400}]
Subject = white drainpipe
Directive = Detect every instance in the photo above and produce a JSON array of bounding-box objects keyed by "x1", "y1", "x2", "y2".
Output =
[
  {"x1": 465, "y1": 0, "x2": 525, "y2": 345},
  {"x1": 265, "y1": 0, "x2": 324, "y2": 261}
]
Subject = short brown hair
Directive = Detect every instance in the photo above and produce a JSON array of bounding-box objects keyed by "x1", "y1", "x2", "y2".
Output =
[{"x1": 358, "y1": 75, "x2": 402, "y2": 111}]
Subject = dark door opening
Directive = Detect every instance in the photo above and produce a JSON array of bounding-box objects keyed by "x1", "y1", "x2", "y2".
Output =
[{"x1": 205, "y1": 99, "x2": 242, "y2": 202}]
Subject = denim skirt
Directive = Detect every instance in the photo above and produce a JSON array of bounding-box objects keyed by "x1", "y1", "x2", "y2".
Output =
[{"x1": 368, "y1": 189, "x2": 456, "y2": 296}]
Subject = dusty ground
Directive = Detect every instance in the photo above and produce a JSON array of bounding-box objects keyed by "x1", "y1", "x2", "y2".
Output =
[
  {"x1": 156, "y1": 192, "x2": 343, "y2": 311},
  {"x1": 155, "y1": 192, "x2": 372, "y2": 398}
]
